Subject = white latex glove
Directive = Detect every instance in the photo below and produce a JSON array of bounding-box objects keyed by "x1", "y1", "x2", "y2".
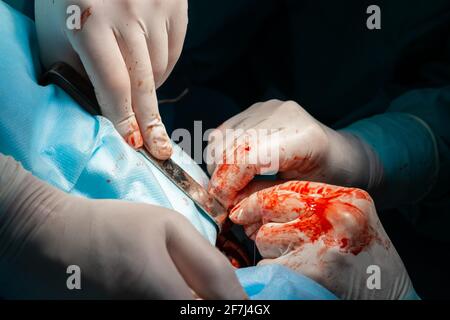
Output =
[
  {"x1": 0, "y1": 154, "x2": 246, "y2": 299},
  {"x1": 35, "y1": 0, "x2": 189, "y2": 159},
  {"x1": 229, "y1": 180, "x2": 415, "y2": 300},
  {"x1": 207, "y1": 100, "x2": 383, "y2": 208}
]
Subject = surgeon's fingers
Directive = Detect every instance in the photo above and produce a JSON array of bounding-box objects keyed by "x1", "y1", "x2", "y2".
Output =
[
  {"x1": 209, "y1": 165, "x2": 258, "y2": 209},
  {"x1": 209, "y1": 134, "x2": 265, "y2": 208},
  {"x1": 71, "y1": 27, "x2": 142, "y2": 148},
  {"x1": 206, "y1": 127, "x2": 245, "y2": 177},
  {"x1": 229, "y1": 187, "x2": 307, "y2": 226},
  {"x1": 206, "y1": 103, "x2": 264, "y2": 175},
  {"x1": 166, "y1": 214, "x2": 247, "y2": 300},
  {"x1": 138, "y1": 247, "x2": 195, "y2": 299},
  {"x1": 255, "y1": 221, "x2": 304, "y2": 259},
  {"x1": 161, "y1": 0, "x2": 188, "y2": 86},
  {"x1": 257, "y1": 253, "x2": 304, "y2": 274},
  {"x1": 145, "y1": 21, "x2": 169, "y2": 89},
  {"x1": 243, "y1": 222, "x2": 263, "y2": 241},
  {"x1": 209, "y1": 123, "x2": 286, "y2": 208},
  {"x1": 207, "y1": 102, "x2": 266, "y2": 150},
  {"x1": 119, "y1": 26, "x2": 172, "y2": 160},
  {"x1": 233, "y1": 180, "x2": 287, "y2": 207},
  {"x1": 274, "y1": 181, "x2": 374, "y2": 211}
]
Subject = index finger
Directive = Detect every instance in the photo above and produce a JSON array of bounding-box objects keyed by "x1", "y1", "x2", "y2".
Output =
[
  {"x1": 70, "y1": 27, "x2": 143, "y2": 149},
  {"x1": 118, "y1": 27, "x2": 172, "y2": 160},
  {"x1": 230, "y1": 188, "x2": 307, "y2": 226},
  {"x1": 229, "y1": 181, "x2": 367, "y2": 226},
  {"x1": 208, "y1": 132, "x2": 273, "y2": 208}
]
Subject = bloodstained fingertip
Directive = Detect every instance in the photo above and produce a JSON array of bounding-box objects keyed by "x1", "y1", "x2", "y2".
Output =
[
  {"x1": 148, "y1": 137, "x2": 173, "y2": 160},
  {"x1": 126, "y1": 130, "x2": 144, "y2": 149},
  {"x1": 229, "y1": 198, "x2": 247, "y2": 223}
]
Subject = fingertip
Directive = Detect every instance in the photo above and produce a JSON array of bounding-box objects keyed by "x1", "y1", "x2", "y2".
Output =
[
  {"x1": 257, "y1": 258, "x2": 275, "y2": 267},
  {"x1": 208, "y1": 186, "x2": 232, "y2": 209},
  {"x1": 203, "y1": 256, "x2": 248, "y2": 300},
  {"x1": 149, "y1": 138, "x2": 173, "y2": 160},
  {"x1": 229, "y1": 198, "x2": 248, "y2": 223},
  {"x1": 116, "y1": 116, "x2": 144, "y2": 149},
  {"x1": 209, "y1": 160, "x2": 259, "y2": 210},
  {"x1": 206, "y1": 163, "x2": 216, "y2": 176},
  {"x1": 143, "y1": 121, "x2": 173, "y2": 160},
  {"x1": 168, "y1": 217, "x2": 248, "y2": 300},
  {"x1": 208, "y1": 169, "x2": 237, "y2": 209},
  {"x1": 126, "y1": 130, "x2": 144, "y2": 149},
  {"x1": 229, "y1": 194, "x2": 263, "y2": 226}
]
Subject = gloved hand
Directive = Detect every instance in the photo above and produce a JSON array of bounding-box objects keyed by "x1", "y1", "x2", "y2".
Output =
[
  {"x1": 230, "y1": 180, "x2": 415, "y2": 300},
  {"x1": 207, "y1": 100, "x2": 383, "y2": 208},
  {"x1": 35, "y1": 0, "x2": 189, "y2": 159},
  {"x1": 0, "y1": 154, "x2": 246, "y2": 299}
]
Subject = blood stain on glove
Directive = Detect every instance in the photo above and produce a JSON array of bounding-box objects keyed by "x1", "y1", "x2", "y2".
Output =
[
  {"x1": 209, "y1": 141, "x2": 257, "y2": 208},
  {"x1": 232, "y1": 181, "x2": 377, "y2": 256},
  {"x1": 73, "y1": 7, "x2": 93, "y2": 33},
  {"x1": 80, "y1": 7, "x2": 93, "y2": 30},
  {"x1": 143, "y1": 116, "x2": 173, "y2": 159},
  {"x1": 125, "y1": 120, "x2": 144, "y2": 149}
]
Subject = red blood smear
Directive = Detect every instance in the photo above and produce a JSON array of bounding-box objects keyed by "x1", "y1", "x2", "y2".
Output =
[
  {"x1": 129, "y1": 134, "x2": 136, "y2": 147},
  {"x1": 340, "y1": 238, "x2": 349, "y2": 249},
  {"x1": 258, "y1": 181, "x2": 374, "y2": 255},
  {"x1": 229, "y1": 257, "x2": 241, "y2": 268},
  {"x1": 210, "y1": 140, "x2": 259, "y2": 206},
  {"x1": 290, "y1": 197, "x2": 334, "y2": 242},
  {"x1": 80, "y1": 7, "x2": 92, "y2": 29},
  {"x1": 213, "y1": 164, "x2": 240, "y2": 189}
]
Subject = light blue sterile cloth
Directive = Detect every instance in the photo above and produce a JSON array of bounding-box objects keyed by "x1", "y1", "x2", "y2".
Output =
[
  {"x1": 0, "y1": 0, "x2": 216, "y2": 245},
  {"x1": 237, "y1": 265, "x2": 338, "y2": 300},
  {"x1": 0, "y1": 1, "x2": 337, "y2": 300}
]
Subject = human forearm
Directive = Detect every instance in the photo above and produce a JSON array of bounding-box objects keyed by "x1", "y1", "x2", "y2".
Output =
[{"x1": 342, "y1": 112, "x2": 439, "y2": 209}]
